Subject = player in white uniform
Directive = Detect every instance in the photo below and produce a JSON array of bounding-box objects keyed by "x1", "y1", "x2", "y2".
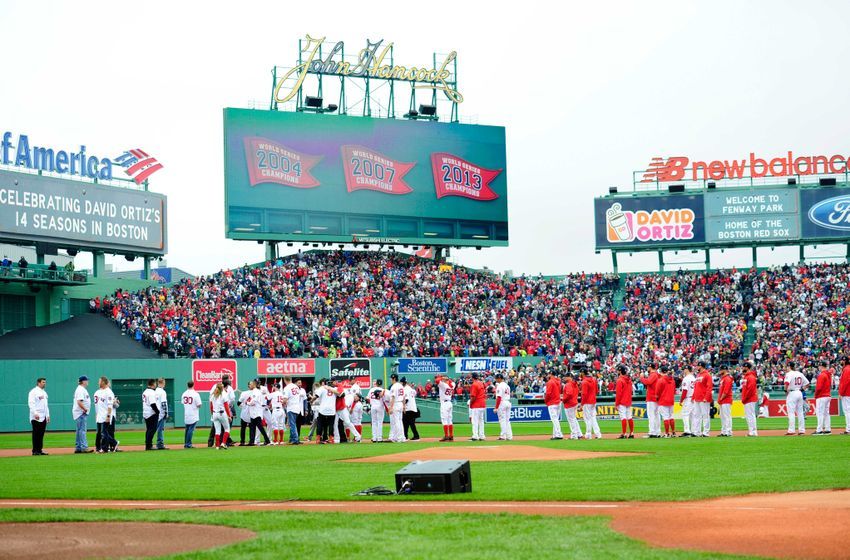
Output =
[
  {"x1": 154, "y1": 378, "x2": 168, "y2": 450},
  {"x1": 142, "y1": 379, "x2": 159, "y2": 451},
  {"x1": 209, "y1": 382, "x2": 232, "y2": 449},
  {"x1": 28, "y1": 377, "x2": 50, "y2": 455},
  {"x1": 269, "y1": 383, "x2": 286, "y2": 445},
  {"x1": 388, "y1": 374, "x2": 406, "y2": 443},
  {"x1": 350, "y1": 394, "x2": 364, "y2": 437},
  {"x1": 333, "y1": 383, "x2": 362, "y2": 443},
  {"x1": 72, "y1": 376, "x2": 92, "y2": 453},
  {"x1": 494, "y1": 373, "x2": 513, "y2": 440},
  {"x1": 282, "y1": 376, "x2": 303, "y2": 445},
  {"x1": 238, "y1": 388, "x2": 252, "y2": 445},
  {"x1": 180, "y1": 380, "x2": 202, "y2": 449},
  {"x1": 247, "y1": 380, "x2": 271, "y2": 445},
  {"x1": 93, "y1": 376, "x2": 116, "y2": 453},
  {"x1": 679, "y1": 367, "x2": 696, "y2": 436},
  {"x1": 260, "y1": 382, "x2": 273, "y2": 436},
  {"x1": 784, "y1": 363, "x2": 810, "y2": 435},
  {"x1": 367, "y1": 379, "x2": 387, "y2": 442},
  {"x1": 436, "y1": 374, "x2": 455, "y2": 441}
]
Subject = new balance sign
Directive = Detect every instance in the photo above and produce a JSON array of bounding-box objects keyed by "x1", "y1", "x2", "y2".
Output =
[
  {"x1": 641, "y1": 152, "x2": 850, "y2": 183},
  {"x1": 192, "y1": 359, "x2": 238, "y2": 392}
]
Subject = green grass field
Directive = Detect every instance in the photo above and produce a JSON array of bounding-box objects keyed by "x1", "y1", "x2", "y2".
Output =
[{"x1": 0, "y1": 418, "x2": 847, "y2": 503}]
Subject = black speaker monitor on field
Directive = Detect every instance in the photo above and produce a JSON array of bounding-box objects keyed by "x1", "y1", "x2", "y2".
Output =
[{"x1": 395, "y1": 460, "x2": 471, "y2": 494}]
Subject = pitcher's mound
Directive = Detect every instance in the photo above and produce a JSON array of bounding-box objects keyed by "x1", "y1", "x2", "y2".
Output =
[
  {"x1": 1, "y1": 521, "x2": 254, "y2": 559},
  {"x1": 345, "y1": 444, "x2": 643, "y2": 463}
]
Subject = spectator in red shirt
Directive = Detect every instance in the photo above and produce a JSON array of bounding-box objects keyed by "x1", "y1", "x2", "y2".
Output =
[
  {"x1": 614, "y1": 365, "x2": 634, "y2": 438},
  {"x1": 639, "y1": 365, "x2": 661, "y2": 438},
  {"x1": 580, "y1": 369, "x2": 601, "y2": 439},
  {"x1": 656, "y1": 365, "x2": 676, "y2": 437},
  {"x1": 814, "y1": 361, "x2": 833, "y2": 435},
  {"x1": 544, "y1": 372, "x2": 563, "y2": 440},
  {"x1": 840, "y1": 358, "x2": 850, "y2": 435},
  {"x1": 740, "y1": 362, "x2": 759, "y2": 436},
  {"x1": 562, "y1": 373, "x2": 581, "y2": 439},
  {"x1": 468, "y1": 373, "x2": 487, "y2": 441},
  {"x1": 717, "y1": 366, "x2": 733, "y2": 437}
]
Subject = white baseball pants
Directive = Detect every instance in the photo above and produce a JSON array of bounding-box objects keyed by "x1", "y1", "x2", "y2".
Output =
[
  {"x1": 497, "y1": 404, "x2": 512, "y2": 439},
  {"x1": 815, "y1": 396, "x2": 831, "y2": 433},
  {"x1": 582, "y1": 404, "x2": 601, "y2": 438},
  {"x1": 389, "y1": 409, "x2": 405, "y2": 442},
  {"x1": 744, "y1": 402, "x2": 758, "y2": 435},
  {"x1": 720, "y1": 403, "x2": 732, "y2": 435},
  {"x1": 843, "y1": 396, "x2": 850, "y2": 433},
  {"x1": 440, "y1": 401, "x2": 454, "y2": 426},
  {"x1": 470, "y1": 408, "x2": 486, "y2": 440},
  {"x1": 786, "y1": 390, "x2": 806, "y2": 433},
  {"x1": 646, "y1": 401, "x2": 661, "y2": 436},
  {"x1": 371, "y1": 406, "x2": 385, "y2": 441},
  {"x1": 681, "y1": 398, "x2": 693, "y2": 434},
  {"x1": 548, "y1": 404, "x2": 563, "y2": 438}
]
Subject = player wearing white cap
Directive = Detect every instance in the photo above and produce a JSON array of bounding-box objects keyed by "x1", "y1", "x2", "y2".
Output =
[
  {"x1": 368, "y1": 379, "x2": 387, "y2": 442},
  {"x1": 436, "y1": 374, "x2": 455, "y2": 441},
  {"x1": 269, "y1": 383, "x2": 286, "y2": 445},
  {"x1": 784, "y1": 362, "x2": 810, "y2": 435},
  {"x1": 494, "y1": 373, "x2": 512, "y2": 440}
]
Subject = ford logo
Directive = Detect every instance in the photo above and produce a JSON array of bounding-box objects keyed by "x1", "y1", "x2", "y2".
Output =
[{"x1": 808, "y1": 195, "x2": 850, "y2": 231}]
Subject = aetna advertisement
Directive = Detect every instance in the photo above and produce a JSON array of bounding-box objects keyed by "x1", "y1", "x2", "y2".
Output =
[
  {"x1": 192, "y1": 359, "x2": 238, "y2": 392},
  {"x1": 329, "y1": 358, "x2": 371, "y2": 389},
  {"x1": 257, "y1": 359, "x2": 315, "y2": 377}
]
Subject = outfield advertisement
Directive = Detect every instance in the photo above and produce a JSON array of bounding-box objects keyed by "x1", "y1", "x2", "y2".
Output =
[
  {"x1": 596, "y1": 185, "x2": 850, "y2": 250},
  {"x1": 192, "y1": 359, "x2": 238, "y2": 392},
  {"x1": 0, "y1": 169, "x2": 167, "y2": 255},
  {"x1": 329, "y1": 358, "x2": 371, "y2": 389},
  {"x1": 223, "y1": 108, "x2": 508, "y2": 247},
  {"x1": 398, "y1": 358, "x2": 447, "y2": 374},
  {"x1": 485, "y1": 405, "x2": 547, "y2": 423},
  {"x1": 257, "y1": 359, "x2": 316, "y2": 377},
  {"x1": 457, "y1": 357, "x2": 512, "y2": 373}
]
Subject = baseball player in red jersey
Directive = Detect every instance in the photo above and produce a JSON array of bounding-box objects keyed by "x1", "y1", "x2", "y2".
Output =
[
  {"x1": 693, "y1": 362, "x2": 713, "y2": 437},
  {"x1": 544, "y1": 371, "x2": 563, "y2": 440},
  {"x1": 740, "y1": 362, "x2": 759, "y2": 436},
  {"x1": 580, "y1": 369, "x2": 601, "y2": 439},
  {"x1": 655, "y1": 365, "x2": 676, "y2": 437},
  {"x1": 717, "y1": 366, "x2": 734, "y2": 437},
  {"x1": 562, "y1": 373, "x2": 581, "y2": 439},
  {"x1": 639, "y1": 364, "x2": 661, "y2": 438},
  {"x1": 813, "y1": 361, "x2": 833, "y2": 435},
  {"x1": 468, "y1": 373, "x2": 487, "y2": 441},
  {"x1": 614, "y1": 365, "x2": 634, "y2": 439},
  {"x1": 841, "y1": 358, "x2": 850, "y2": 435}
]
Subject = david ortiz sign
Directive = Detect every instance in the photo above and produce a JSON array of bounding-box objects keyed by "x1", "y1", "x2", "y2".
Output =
[
  {"x1": 329, "y1": 358, "x2": 371, "y2": 390},
  {"x1": 257, "y1": 359, "x2": 315, "y2": 377},
  {"x1": 192, "y1": 359, "x2": 238, "y2": 391}
]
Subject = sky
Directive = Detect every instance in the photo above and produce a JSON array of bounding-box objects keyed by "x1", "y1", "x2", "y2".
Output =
[{"x1": 2, "y1": 0, "x2": 850, "y2": 276}]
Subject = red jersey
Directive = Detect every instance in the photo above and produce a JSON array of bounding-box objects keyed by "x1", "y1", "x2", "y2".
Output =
[
  {"x1": 655, "y1": 375, "x2": 675, "y2": 406},
  {"x1": 639, "y1": 370, "x2": 659, "y2": 403},
  {"x1": 562, "y1": 378, "x2": 578, "y2": 408},
  {"x1": 717, "y1": 375, "x2": 733, "y2": 405},
  {"x1": 614, "y1": 375, "x2": 633, "y2": 407},
  {"x1": 815, "y1": 370, "x2": 833, "y2": 399},
  {"x1": 580, "y1": 376, "x2": 597, "y2": 405},
  {"x1": 469, "y1": 380, "x2": 486, "y2": 409},
  {"x1": 740, "y1": 371, "x2": 758, "y2": 404},
  {"x1": 840, "y1": 365, "x2": 850, "y2": 397},
  {"x1": 544, "y1": 377, "x2": 562, "y2": 406},
  {"x1": 695, "y1": 371, "x2": 713, "y2": 403}
]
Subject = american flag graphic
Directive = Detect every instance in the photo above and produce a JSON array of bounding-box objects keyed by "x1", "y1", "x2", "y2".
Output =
[{"x1": 113, "y1": 149, "x2": 164, "y2": 184}]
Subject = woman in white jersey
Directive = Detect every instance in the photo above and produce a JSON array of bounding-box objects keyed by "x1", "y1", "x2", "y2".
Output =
[{"x1": 209, "y1": 383, "x2": 232, "y2": 449}]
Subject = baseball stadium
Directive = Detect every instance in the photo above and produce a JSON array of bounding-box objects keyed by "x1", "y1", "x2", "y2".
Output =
[{"x1": 1, "y1": 4, "x2": 849, "y2": 560}]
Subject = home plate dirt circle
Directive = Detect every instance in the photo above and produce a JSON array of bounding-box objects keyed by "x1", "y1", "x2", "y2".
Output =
[
  {"x1": 344, "y1": 444, "x2": 644, "y2": 463},
  {"x1": 0, "y1": 521, "x2": 254, "y2": 560}
]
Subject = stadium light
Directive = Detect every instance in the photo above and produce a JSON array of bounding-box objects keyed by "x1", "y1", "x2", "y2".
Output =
[
  {"x1": 403, "y1": 104, "x2": 438, "y2": 121},
  {"x1": 788, "y1": 178, "x2": 797, "y2": 185},
  {"x1": 419, "y1": 104, "x2": 437, "y2": 116},
  {"x1": 707, "y1": 182, "x2": 716, "y2": 189},
  {"x1": 669, "y1": 184, "x2": 685, "y2": 193},
  {"x1": 299, "y1": 96, "x2": 338, "y2": 114}
]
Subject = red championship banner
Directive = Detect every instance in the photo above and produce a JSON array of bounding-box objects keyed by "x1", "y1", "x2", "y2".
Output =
[
  {"x1": 257, "y1": 359, "x2": 316, "y2": 377},
  {"x1": 430, "y1": 152, "x2": 501, "y2": 201},
  {"x1": 192, "y1": 359, "x2": 238, "y2": 392},
  {"x1": 243, "y1": 137, "x2": 321, "y2": 188},
  {"x1": 341, "y1": 145, "x2": 414, "y2": 195}
]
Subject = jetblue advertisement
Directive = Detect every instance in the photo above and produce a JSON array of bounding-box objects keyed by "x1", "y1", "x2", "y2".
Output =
[{"x1": 485, "y1": 405, "x2": 548, "y2": 423}]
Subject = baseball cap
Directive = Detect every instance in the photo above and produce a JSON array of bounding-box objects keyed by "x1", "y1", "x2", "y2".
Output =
[
  {"x1": 78, "y1": 375, "x2": 88, "y2": 382},
  {"x1": 495, "y1": 373, "x2": 504, "y2": 380},
  {"x1": 400, "y1": 376, "x2": 407, "y2": 383}
]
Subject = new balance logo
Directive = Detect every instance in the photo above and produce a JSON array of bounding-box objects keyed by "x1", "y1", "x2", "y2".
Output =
[
  {"x1": 640, "y1": 156, "x2": 689, "y2": 183},
  {"x1": 113, "y1": 149, "x2": 164, "y2": 184}
]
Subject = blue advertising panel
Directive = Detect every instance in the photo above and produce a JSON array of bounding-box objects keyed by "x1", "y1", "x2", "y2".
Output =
[
  {"x1": 397, "y1": 358, "x2": 447, "y2": 374},
  {"x1": 457, "y1": 357, "x2": 512, "y2": 373},
  {"x1": 485, "y1": 405, "x2": 548, "y2": 423},
  {"x1": 801, "y1": 187, "x2": 850, "y2": 240},
  {"x1": 594, "y1": 194, "x2": 705, "y2": 249}
]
